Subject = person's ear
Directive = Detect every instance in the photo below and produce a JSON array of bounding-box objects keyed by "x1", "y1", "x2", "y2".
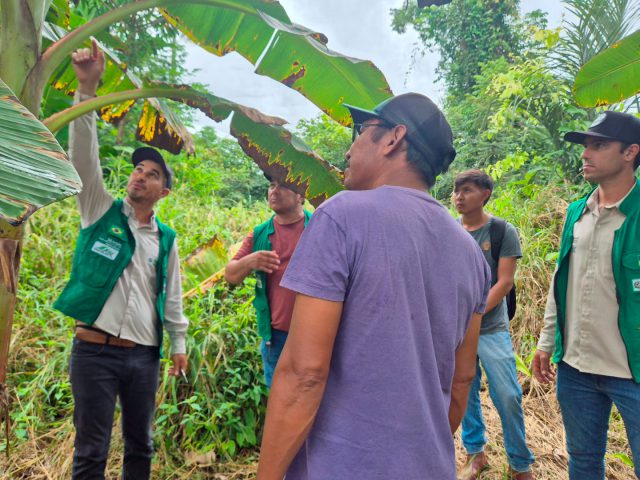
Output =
[{"x1": 382, "y1": 124, "x2": 408, "y2": 155}]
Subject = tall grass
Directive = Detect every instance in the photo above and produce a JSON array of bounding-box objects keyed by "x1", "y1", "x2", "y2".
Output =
[
  {"x1": 0, "y1": 157, "x2": 636, "y2": 478},
  {"x1": 0, "y1": 159, "x2": 272, "y2": 478}
]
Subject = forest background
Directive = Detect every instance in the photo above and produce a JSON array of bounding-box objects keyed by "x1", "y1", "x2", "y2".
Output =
[{"x1": 1, "y1": 0, "x2": 639, "y2": 478}]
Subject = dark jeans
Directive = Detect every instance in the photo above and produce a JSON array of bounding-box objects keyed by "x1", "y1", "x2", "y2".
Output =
[
  {"x1": 70, "y1": 338, "x2": 160, "y2": 480},
  {"x1": 557, "y1": 361, "x2": 640, "y2": 479}
]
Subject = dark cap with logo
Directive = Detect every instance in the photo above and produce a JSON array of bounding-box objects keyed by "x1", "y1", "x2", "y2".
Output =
[
  {"x1": 343, "y1": 93, "x2": 456, "y2": 177},
  {"x1": 564, "y1": 111, "x2": 640, "y2": 146},
  {"x1": 131, "y1": 147, "x2": 173, "y2": 189}
]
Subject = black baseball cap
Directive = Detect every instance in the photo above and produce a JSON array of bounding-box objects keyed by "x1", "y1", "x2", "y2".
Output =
[
  {"x1": 131, "y1": 147, "x2": 173, "y2": 189},
  {"x1": 343, "y1": 93, "x2": 456, "y2": 178},
  {"x1": 564, "y1": 111, "x2": 640, "y2": 146}
]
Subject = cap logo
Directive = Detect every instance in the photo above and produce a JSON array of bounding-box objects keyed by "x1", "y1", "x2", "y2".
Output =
[{"x1": 590, "y1": 113, "x2": 607, "y2": 128}]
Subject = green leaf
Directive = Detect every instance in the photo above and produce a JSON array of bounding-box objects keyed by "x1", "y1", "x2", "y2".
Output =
[
  {"x1": 160, "y1": 0, "x2": 291, "y2": 64},
  {"x1": 43, "y1": 83, "x2": 286, "y2": 139},
  {"x1": 230, "y1": 112, "x2": 344, "y2": 207},
  {"x1": 574, "y1": 30, "x2": 640, "y2": 107},
  {"x1": 514, "y1": 351, "x2": 532, "y2": 378},
  {"x1": 255, "y1": 13, "x2": 393, "y2": 125},
  {"x1": 45, "y1": 0, "x2": 71, "y2": 28},
  {"x1": 161, "y1": 3, "x2": 392, "y2": 125},
  {"x1": 0, "y1": 78, "x2": 81, "y2": 225}
]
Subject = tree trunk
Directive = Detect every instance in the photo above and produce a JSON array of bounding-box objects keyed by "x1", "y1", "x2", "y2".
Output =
[{"x1": 0, "y1": 220, "x2": 23, "y2": 455}]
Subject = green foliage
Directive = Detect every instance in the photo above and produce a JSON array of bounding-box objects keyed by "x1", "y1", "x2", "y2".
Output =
[
  {"x1": 574, "y1": 29, "x2": 640, "y2": 107},
  {"x1": 391, "y1": 0, "x2": 547, "y2": 96},
  {"x1": 552, "y1": 0, "x2": 640, "y2": 82},
  {"x1": 2, "y1": 131, "x2": 277, "y2": 470},
  {"x1": 295, "y1": 114, "x2": 351, "y2": 171}
]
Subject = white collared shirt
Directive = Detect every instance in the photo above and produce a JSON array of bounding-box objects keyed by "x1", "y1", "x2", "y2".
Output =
[{"x1": 69, "y1": 93, "x2": 187, "y2": 353}]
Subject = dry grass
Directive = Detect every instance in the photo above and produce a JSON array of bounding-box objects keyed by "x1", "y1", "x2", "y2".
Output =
[{"x1": 453, "y1": 383, "x2": 635, "y2": 479}]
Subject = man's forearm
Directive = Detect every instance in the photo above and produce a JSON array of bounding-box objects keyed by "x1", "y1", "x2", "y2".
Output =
[
  {"x1": 224, "y1": 257, "x2": 253, "y2": 285},
  {"x1": 70, "y1": 93, "x2": 113, "y2": 226},
  {"x1": 484, "y1": 279, "x2": 513, "y2": 313},
  {"x1": 449, "y1": 379, "x2": 474, "y2": 433},
  {"x1": 537, "y1": 279, "x2": 558, "y2": 353},
  {"x1": 257, "y1": 364, "x2": 328, "y2": 479}
]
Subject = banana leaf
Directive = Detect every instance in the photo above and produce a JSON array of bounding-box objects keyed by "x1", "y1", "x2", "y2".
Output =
[
  {"x1": 0, "y1": 78, "x2": 81, "y2": 225},
  {"x1": 574, "y1": 30, "x2": 640, "y2": 107}
]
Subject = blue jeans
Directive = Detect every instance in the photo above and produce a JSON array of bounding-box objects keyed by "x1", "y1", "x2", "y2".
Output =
[
  {"x1": 556, "y1": 361, "x2": 640, "y2": 479},
  {"x1": 461, "y1": 331, "x2": 534, "y2": 472},
  {"x1": 259, "y1": 329, "x2": 288, "y2": 388},
  {"x1": 70, "y1": 338, "x2": 160, "y2": 480}
]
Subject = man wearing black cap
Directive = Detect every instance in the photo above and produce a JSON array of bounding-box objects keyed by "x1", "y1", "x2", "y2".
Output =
[
  {"x1": 53, "y1": 41, "x2": 189, "y2": 479},
  {"x1": 256, "y1": 93, "x2": 491, "y2": 479},
  {"x1": 533, "y1": 111, "x2": 640, "y2": 479}
]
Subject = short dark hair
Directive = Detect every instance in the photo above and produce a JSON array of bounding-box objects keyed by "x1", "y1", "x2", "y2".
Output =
[
  {"x1": 454, "y1": 169, "x2": 494, "y2": 205},
  {"x1": 370, "y1": 127, "x2": 440, "y2": 187},
  {"x1": 619, "y1": 142, "x2": 640, "y2": 170}
]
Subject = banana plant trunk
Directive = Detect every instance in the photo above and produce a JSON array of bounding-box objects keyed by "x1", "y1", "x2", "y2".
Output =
[{"x1": 0, "y1": 219, "x2": 24, "y2": 431}]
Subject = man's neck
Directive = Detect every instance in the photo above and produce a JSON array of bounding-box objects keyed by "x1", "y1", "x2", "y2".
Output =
[
  {"x1": 125, "y1": 196, "x2": 154, "y2": 225},
  {"x1": 460, "y1": 209, "x2": 490, "y2": 231},
  {"x1": 274, "y1": 208, "x2": 305, "y2": 225},
  {"x1": 372, "y1": 169, "x2": 428, "y2": 192},
  {"x1": 597, "y1": 175, "x2": 636, "y2": 207}
]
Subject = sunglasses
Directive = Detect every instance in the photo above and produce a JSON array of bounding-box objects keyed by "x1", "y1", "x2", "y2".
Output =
[{"x1": 351, "y1": 121, "x2": 395, "y2": 142}]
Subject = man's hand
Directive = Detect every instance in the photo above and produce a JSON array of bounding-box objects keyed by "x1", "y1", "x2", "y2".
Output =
[
  {"x1": 249, "y1": 250, "x2": 280, "y2": 274},
  {"x1": 532, "y1": 349, "x2": 555, "y2": 384},
  {"x1": 169, "y1": 353, "x2": 188, "y2": 377},
  {"x1": 71, "y1": 39, "x2": 105, "y2": 96}
]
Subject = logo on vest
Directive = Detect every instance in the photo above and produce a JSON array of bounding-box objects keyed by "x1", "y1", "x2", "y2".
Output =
[
  {"x1": 633, "y1": 279, "x2": 640, "y2": 293},
  {"x1": 91, "y1": 236, "x2": 122, "y2": 260}
]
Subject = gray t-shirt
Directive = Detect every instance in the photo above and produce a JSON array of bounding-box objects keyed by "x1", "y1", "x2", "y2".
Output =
[
  {"x1": 465, "y1": 217, "x2": 522, "y2": 335},
  {"x1": 281, "y1": 186, "x2": 491, "y2": 480}
]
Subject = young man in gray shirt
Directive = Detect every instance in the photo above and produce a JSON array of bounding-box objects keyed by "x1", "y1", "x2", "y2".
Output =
[{"x1": 453, "y1": 169, "x2": 534, "y2": 479}]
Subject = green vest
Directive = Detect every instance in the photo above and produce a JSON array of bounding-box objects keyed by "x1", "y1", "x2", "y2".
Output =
[
  {"x1": 553, "y1": 179, "x2": 640, "y2": 382},
  {"x1": 54, "y1": 200, "x2": 176, "y2": 350},
  {"x1": 252, "y1": 210, "x2": 312, "y2": 342}
]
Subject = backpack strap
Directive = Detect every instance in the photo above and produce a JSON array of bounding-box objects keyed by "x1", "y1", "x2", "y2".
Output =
[{"x1": 489, "y1": 217, "x2": 507, "y2": 272}]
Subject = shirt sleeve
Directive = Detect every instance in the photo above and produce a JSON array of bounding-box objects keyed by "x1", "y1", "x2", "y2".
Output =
[
  {"x1": 232, "y1": 233, "x2": 254, "y2": 260},
  {"x1": 164, "y1": 240, "x2": 189, "y2": 355},
  {"x1": 500, "y1": 222, "x2": 523, "y2": 258},
  {"x1": 281, "y1": 209, "x2": 349, "y2": 302},
  {"x1": 537, "y1": 272, "x2": 558, "y2": 354},
  {"x1": 70, "y1": 92, "x2": 114, "y2": 228}
]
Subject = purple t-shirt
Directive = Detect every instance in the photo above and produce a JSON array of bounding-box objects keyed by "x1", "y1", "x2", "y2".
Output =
[{"x1": 281, "y1": 186, "x2": 491, "y2": 480}]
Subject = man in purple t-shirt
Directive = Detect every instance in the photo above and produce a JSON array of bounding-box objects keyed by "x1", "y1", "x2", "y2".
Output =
[{"x1": 256, "y1": 93, "x2": 491, "y2": 480}]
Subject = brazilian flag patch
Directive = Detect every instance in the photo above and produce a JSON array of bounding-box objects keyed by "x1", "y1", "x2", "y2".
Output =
[{"x1": 110, "y1": 226, "x2": 125, "y2": 239}]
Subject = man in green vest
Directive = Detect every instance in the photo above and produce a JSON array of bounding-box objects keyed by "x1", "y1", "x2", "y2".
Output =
[
  {"x1": 54, "y1": 41, "x2": 189, "y2": 479},
  {"x1": 533, "y1": 111, "x2": 640, "y2": 479},
  {"x1": 224, "y1": 178, "x2": 311, "y2": 387}
]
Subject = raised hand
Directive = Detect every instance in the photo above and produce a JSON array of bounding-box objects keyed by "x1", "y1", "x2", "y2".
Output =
[{"x1": 71, "y1": 39, "x2": 105, "y2": 96}]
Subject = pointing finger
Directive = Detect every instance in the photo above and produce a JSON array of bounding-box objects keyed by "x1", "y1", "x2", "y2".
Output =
[{"x1": 91, "y1": 38, "x2": 99, "y2": 59}]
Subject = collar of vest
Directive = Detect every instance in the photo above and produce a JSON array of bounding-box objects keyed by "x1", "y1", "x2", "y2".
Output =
[
  {"x1": 619, "y1": 179, "x2": 640, "y2": 216},
  {"x1": 264, "y1": 210, "x2": 312, "y2": 236}
]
